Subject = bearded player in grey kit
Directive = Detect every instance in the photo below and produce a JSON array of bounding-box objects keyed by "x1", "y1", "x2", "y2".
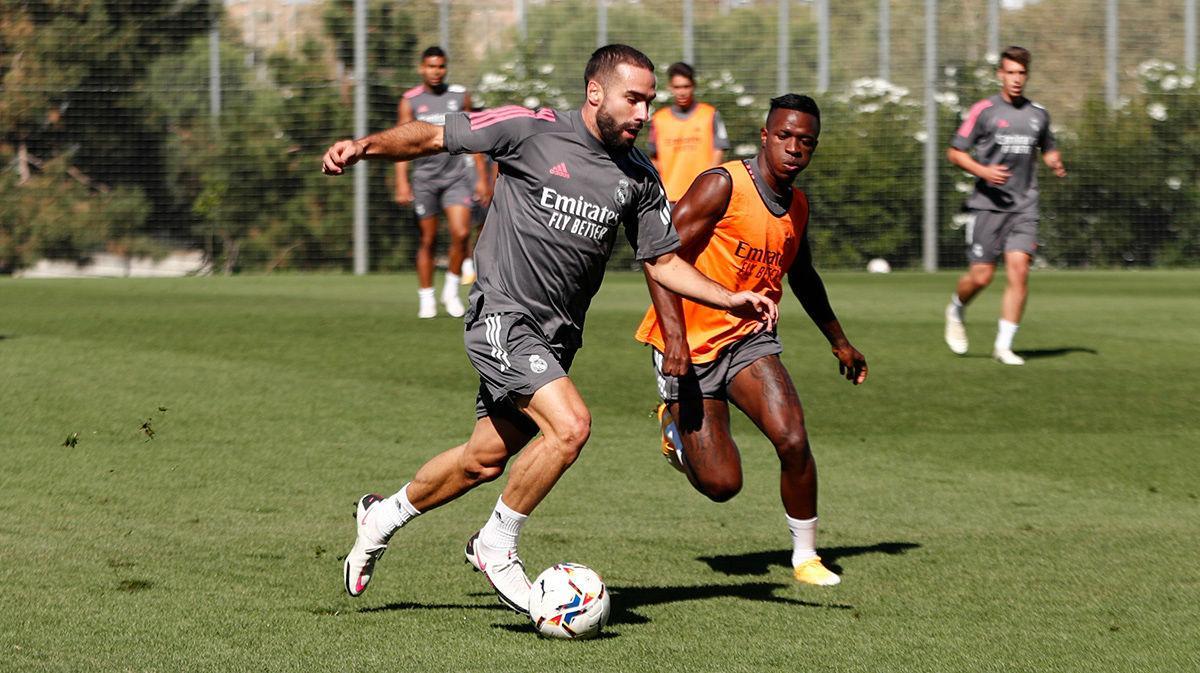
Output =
[{"x1": 321, "y1": 44, "x2": 777, "y2": 615}]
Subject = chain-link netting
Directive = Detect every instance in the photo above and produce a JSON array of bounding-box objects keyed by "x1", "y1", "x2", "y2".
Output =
[{"x1": 3, "y1": 0, "x2": 1197, "y2": 275}]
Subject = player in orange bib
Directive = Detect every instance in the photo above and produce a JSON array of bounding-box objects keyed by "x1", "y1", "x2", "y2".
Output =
[
  {"x1": 635, "y1": 94, "x2": 868, "y2": 586},
  {"x1": 648, "y1": 62, "x2": 730, "y2": 203}
]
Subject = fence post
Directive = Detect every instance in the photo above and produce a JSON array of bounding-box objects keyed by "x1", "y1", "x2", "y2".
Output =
[
  {"x1": 208, "y1": 3, "x2": 221, "y2": 267},
  {"x1": 516, "y1": 0, "x2": 526, "y2": 41},
  {"x1": 1186, "y1": 0, "x2": 1196, "y2": 71},
  {"x1": 879, "y1": 0, "x2": 890, "y2": 81},
  {"x1": 923, "y1": 0, "x2": 937, "y2": 272},
  {"x1": 597, "y1": 0, "x2": 607, "y2": 48},
  {"x1": 817, "y1": 0, "x2": 829, "y2": 93},
  {"x1": 440, "y1": 0, "x2": 450, "y2": 55},
  {"x1": 1106, "y1": 0, "x2": 1118, "y2": 109},
  {"x1": 777, "y1": 0, "x2": 789, "y2": 95},
  {"x1": 353, "y1": 0, "x2": 368, "y2": 275},
  {"x1": 683, "y1": 0, "x2": 694, "y2": 65},
  {"x1": 987, "y1": 0, "x2": 999, "y2": 60}
]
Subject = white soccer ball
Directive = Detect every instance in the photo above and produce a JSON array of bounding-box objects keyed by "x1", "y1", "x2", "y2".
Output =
[
  {"x1": 528, "y1": 562, "x2": 611, "y2": 639},
  {"x1": 866, "y1": 257, "x2": 892, "y2": 274}
]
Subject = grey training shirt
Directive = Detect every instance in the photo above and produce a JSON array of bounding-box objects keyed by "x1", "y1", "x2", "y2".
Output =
[
  {"x1": 444, "y1": 106, "x2": 679, "y2": 349},
  {"x1": 951, "y1": 94, "x2": 1056, "y2": 213},
  {"x1": 404, "y1": 84, "x2": 473, "y2": 183}
]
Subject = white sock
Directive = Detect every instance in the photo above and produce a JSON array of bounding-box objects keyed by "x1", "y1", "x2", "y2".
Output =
[
  {"x1": 443, "y1": 273, "x2": 460, "y2": 299},
  {"x1": 786, "y1": 514, "x2": 819, "y2": 566},
  {"x1": 418, "y1": 287, "x2": 435, "y2": 301},
  {"x1": 995, "y1": 319, "x2": 1019, "y2": 351},
  {"x1": 479, "y1": 495, "x2": 528, "y2": 553},
  {"x1": 373, "y1": 483, "x2": 421, "y2": 542},
  {"x1": 949, "y1": 293, "x2": 965, "y2": 320},
  {"x1": 462, "y1": 258, "x2": 475, "y2": 277}
]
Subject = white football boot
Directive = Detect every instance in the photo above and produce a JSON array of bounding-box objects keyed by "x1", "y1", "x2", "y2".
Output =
[
  {"x1": 992, "y1": 348, "x2": 1026, "y2": 366},
  {"x1": 343, "y1": 494, "x2": 390, "y2": 597},
  {"x1": 441, "y1": 290, "x2": 466, "y2": 318},
  {"x1": 464, "y1": 531, "x2": 531, "y2": 615},
  {"x1": 944, "y1": 303, "x2": 968, "y2": 355},
  {"x1": 418, "y1": 292, "x2": 437, "y2": 319}
]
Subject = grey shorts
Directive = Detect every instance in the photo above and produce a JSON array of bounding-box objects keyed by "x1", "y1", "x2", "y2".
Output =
[
  {"x1": 965, "y1": 209, "x2": 1038, "y2": 263},
  {"x1": 651, "y1": 329, "x2": 783, "y2": 403},
  {"x1": 413, "y1": 173, "x2": 475, "y2": 219},
  {"x1": 465, "y1": 313, "x2": 576, "y2": 434}
]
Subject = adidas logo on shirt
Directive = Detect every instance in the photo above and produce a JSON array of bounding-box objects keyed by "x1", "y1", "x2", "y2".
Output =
[{"x1": 549, "y1": 162, "x2": 571, "y2": 179}]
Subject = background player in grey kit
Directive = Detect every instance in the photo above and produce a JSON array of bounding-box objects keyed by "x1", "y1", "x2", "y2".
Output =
[
  {"x1": 944, "y1": 45, "x2": 1067, "y2": 366},
  {"x1": 322, "y1": 44, "x2": 778, "y2": 616},
  {"x1": 396, "y1": 46, "x2": 491, "y2": 319}
]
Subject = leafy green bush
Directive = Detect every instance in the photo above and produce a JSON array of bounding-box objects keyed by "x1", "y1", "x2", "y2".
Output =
[{"x1": 0, "y1": 154, "x2": 150, "y2": 273}]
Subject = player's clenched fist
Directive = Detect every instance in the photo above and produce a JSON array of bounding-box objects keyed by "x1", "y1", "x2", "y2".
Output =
[{"x1": 322, "y1": 140, "x2": 366, "y2": 175}]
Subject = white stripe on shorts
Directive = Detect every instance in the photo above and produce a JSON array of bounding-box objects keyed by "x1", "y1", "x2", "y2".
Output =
[{"x1": 485, "y1": 316, "x2": 511, "y2": 372}]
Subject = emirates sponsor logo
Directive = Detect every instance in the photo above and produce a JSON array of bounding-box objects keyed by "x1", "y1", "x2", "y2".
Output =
[{"x1": 538, "y1": 187, "x2": 619, "y2": 242}]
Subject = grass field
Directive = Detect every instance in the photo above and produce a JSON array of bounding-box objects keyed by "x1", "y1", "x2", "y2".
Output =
[{"x1": 1, "y1": 270, "x2": 1198, "y2": 673}]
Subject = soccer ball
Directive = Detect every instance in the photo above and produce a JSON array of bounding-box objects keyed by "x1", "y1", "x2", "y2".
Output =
[
  {"x1": 866, "y1": 257, "x2": 892, "y2": 274},
  {"x1": 528, "y1": 562, "x2": 611, "y2": 639}
]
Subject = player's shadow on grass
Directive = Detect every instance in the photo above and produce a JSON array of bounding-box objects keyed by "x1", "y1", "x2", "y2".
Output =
[
  {"x1": 490, "y1": 580, "x2": 852, "y2": 635},
  {"x1": 697, "y1": 541, "x2": 921, "y2": 577},
  {"x1": 962, "y1": 346, "x2": 1097, "y2": 360},
  {"x1": 349, "y1": 601, "x2": 510, "y2": 614},
  {"x1": 1015, "y1": 346, "x2": 1098, "y2": 360}
]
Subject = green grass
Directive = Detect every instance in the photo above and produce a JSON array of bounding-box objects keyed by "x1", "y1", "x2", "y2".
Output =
[{"x1": 1, "y1": 270, "x2": 1197, "y2": 673}]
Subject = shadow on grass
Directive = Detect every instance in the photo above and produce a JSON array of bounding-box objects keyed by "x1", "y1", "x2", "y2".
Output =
[
  {"x1": 697, "y1": 541, "x2": 921, "y2": 577},
  {"x1": 489, "y1": 580, "x2": 852, "y2": 636},
  {"x1": 605, "y1": 581, "x2": 852, "y2": 625},
  {"x1": 349, "y1": 601, "x2": 510, "y2": 614},
  {"x1": 959, "y1": 346, "x2": 1098, "y2": 360},
  {"x1": 1015, "y1": 346, "x2": 1098, "y2": 359}
]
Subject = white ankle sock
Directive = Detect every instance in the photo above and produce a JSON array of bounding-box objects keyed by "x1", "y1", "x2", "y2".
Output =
[
  {"x1": 462, "y1": 258, "x2": 475, "y2": 276},
  {"x1": 442, "y1": 273, "x2": 460, "y2": 298},
  {"x1": 949, "y1": 294, "x2": 965, "y2": 320},
  {"x1": 995, "y1": 319, "x2": 1019, "y2": 351},
  {"x1": 786, "y1": 514, "x2": 819, "y2": 566},
  {"x1": 374, "y1": 483, "x2": 421, "y2": 542},
  {"x1": 418, "y1": 287, "x2": 435, "y2": 301},
  {"x1": 479, "y1": 496, "x2": 528, "y2": 552}
]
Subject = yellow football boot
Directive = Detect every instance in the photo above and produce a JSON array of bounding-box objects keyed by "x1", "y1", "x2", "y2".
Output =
[
  {"x1": 793, "y1": 557, "x2": 841, "y2": 586},
  {"x1": 657, "y1": 404, "x2": 685, "y2": 472}
]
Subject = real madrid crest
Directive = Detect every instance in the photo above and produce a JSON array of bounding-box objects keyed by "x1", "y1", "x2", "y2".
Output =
[{"x1": 614, "y1": 179, "x2": 631, "y2": 207}]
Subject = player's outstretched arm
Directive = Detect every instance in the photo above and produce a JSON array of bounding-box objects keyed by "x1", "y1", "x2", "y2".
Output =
[
  {"x1": 787, "y1": 237, "x2": 867, "y2": 385},
  {"x1": 393, "y1": 98, "x2": 416, "y2": 204},
  {"x1": 321, "y1": 121, "x2": 445, "y2": 176},
  {"x1": 645, "y1": 252, "x2": 777, "y2": 332},
  {"x1": 643, "y1": 170, "x2": 732, "y2": 376}
]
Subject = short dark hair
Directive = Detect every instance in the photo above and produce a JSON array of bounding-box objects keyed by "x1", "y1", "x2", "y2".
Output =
[
  {"x1": 1000, "y1": 45, "x2": 1030, "y2": 70},
  {"x1": 421, "y1": 46, "x2": 447, "y2": 61},
  {"x1": 667, "y1": 62, "x2": 695, "y2": 83},
  {"x1": 769, "y1": 94, "x2": 821, "y2": 123},
  {"x1": 584, "y1": 44, "x2": 655, "y2": 88}
]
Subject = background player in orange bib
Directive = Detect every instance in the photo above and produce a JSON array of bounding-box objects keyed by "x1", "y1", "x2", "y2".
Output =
[
  {"x1": 647, "y1": 62, "x2": 730, "y2": 204},
  {"x1": 636, "y1": 94, "x2": 867, "y2": 586}
]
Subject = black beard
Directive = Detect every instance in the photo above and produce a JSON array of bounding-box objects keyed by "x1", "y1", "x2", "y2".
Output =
[{"x1": 596, "y1": 107, "x2": 636, "y2": 151}]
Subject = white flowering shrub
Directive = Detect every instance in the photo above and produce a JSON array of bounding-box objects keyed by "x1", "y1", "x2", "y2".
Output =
[
  {"x1": 1035, "y1": 60, "x2": 1200, "y2": 266},
  {"x1": 473, "y1": 61, "x2": 571, "y2": 111}
]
